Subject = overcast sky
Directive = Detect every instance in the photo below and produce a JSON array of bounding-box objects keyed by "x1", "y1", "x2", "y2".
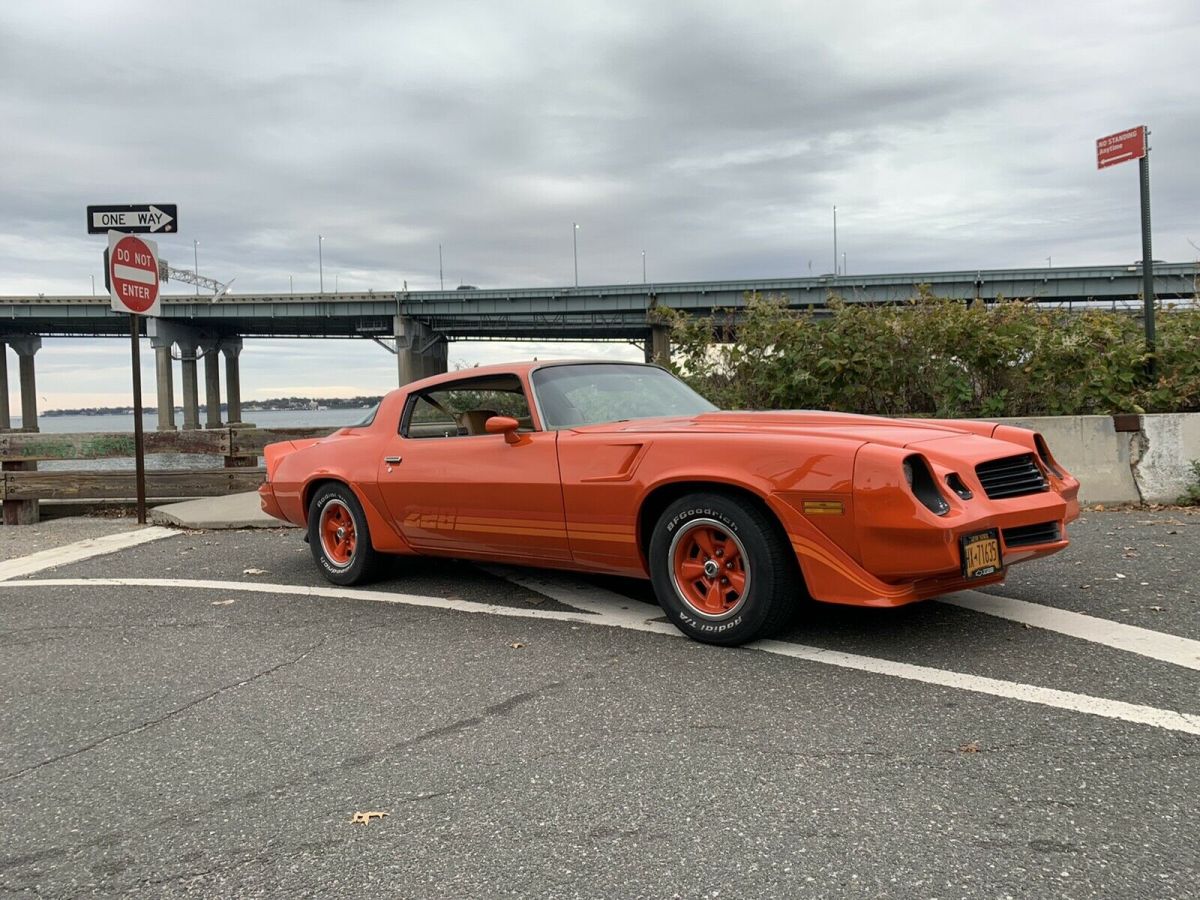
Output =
[{"x1": 2, "y1": 1, "x2": 1197, "y2": 411}]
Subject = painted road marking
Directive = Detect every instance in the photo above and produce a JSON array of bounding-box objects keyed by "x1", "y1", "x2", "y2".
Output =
[
  {"x1": 2, "y1": 576, "x2": 1197, "y2": 737},
  {"x1": 492, "y1": 566, "x2": 1200, "y2": 675},
  {"x1": 478, "y1": 564, "x2": 652, "y2": 626},
  {"x1": 0, "y1": 527, "x2": 179, "y2": 582},
  {"x1": 942, "y1": 590, "x2": 1200, "y2": 672}
]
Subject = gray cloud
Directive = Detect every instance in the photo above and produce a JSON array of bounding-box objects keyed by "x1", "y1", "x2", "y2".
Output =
[{"x1": 1, "y1": 0, "x2": 1197, "y2": 406}]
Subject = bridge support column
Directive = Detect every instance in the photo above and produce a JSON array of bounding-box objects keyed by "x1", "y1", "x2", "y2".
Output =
[
  {"x1": 202, "y1": 342, "x2": 223, "y2": 429},
  {"x1": 0, "y1": 343, "x2": 10, "y2": 431},
  {"x1": 147, "y1": 319, "x2": 207, "y2": 433},
  {"x1": 152, "y1": 345, "x2": 176, "y2": 431},
  {"x1": 394, "y1": 317, "x2": 448, "y2": 386},
  {"x1": 7, "y1": 337, "x2": 42, "y2": 433},
  {"x1": 148, "y1": 321, "x2": 211, "y2": 432},
  {"x1": 175, "y1": 337, "x2": 201, "y2": 431},
  {"x1": 646, "y1": 324, "x2": 671, "y2": 366},
  {"x1": 4, "y1": 337, "x2": 41, "y2": 525},
  {"x1": 222, "y1": 338, "x2": 244, "y2": 426}
]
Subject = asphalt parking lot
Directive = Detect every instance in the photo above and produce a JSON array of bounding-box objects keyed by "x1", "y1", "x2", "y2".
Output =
[{"x1": 1, "y1": 510, "x2": 1197, "y2": 898}]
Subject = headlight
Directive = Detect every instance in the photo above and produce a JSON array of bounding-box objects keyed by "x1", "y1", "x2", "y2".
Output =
[
  {"x1": 903, "y1": 454, "x2": 949, "y2": 515},
  {"x1": 1034, "y1": 434, "x2": 1063, "y2": 479}
]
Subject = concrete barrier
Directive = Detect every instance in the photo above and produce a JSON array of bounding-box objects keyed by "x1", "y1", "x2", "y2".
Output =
[
  {"x1": 1135, "y1": 414, "x2": 1200, "y2": 503},
  {"x1": 988, "y1": 413, "x2": 1199, "y2": 505}
]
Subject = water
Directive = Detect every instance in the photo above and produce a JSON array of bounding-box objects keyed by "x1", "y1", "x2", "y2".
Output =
[{"x1": 12, "y1": 407, "x2": 371, "y2": 472}]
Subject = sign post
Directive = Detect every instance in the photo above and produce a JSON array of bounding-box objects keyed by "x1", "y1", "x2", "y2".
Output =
[
  {"x1": 106, "y1": 231, "x2": 161, "y2": 524},
  {"x1": 1096, "y1": 126, "x2": 1155, "y2": 379}
]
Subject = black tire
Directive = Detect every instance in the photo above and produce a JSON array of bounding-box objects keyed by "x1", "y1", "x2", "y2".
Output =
[
  {"x1": 307, "y1": 482, "x2": 383, "y2": 586},
  {"x1": 648, "y1": 492, "x2": 800, "y2": 646}
]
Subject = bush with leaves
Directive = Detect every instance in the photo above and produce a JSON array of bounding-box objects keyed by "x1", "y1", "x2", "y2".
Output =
[{"x1": 657, "y1": 292, "x2": 1200, "y2": 417}]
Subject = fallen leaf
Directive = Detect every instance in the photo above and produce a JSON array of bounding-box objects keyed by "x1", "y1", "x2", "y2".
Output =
[
  {"x1": 958, "y1": 741, "x2": 982, "y2": 753},
  {"x1": 509, "y1": 642, "x2": 526, "y2": 649},
  {"x1": 350, "y1": 811, "x2": 389, "y2": 825},
  {"x1": 1149, "y1": 606, "x2": 1164, "y2": 612},
  {"x1": 243, "y1": 568, "x2": 268, "y2": 576}
]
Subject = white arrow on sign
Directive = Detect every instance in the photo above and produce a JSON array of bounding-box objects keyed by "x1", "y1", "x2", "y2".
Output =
[{"x1": 89, "y1": 205, "x2": 175, "y2": 232}]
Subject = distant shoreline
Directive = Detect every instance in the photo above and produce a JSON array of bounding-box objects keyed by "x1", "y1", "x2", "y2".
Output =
[{"x1": 43, "y1": 396, "x2": 382, "y2": 417}]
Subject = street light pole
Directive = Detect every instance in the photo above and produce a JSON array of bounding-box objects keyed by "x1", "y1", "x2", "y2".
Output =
[
  {"x1": 833, "y1": 205, "x2": 838, "y2": 279},
  {"x1": 193, "y1": 240, "x2": 199, "y2": 296},
  {"x1": 318, "y1": 235, "x2": 324, "y2": 293},
  {"x1": 573, "y1": 223, "x2": 579, "y2": 287}
]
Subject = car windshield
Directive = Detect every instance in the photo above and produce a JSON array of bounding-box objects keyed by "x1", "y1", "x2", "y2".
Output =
[{"x1": 532, "y1": 363, "x2": 717, "y2": 428}]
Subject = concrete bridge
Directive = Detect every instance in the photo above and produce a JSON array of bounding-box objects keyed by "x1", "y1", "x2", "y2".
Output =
[{"x1": 0, "y1": 262, "x2": 1193, "y2": 433}]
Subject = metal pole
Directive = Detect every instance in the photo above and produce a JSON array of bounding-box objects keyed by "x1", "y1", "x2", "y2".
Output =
[
  {"x1": 1139, "y1": 149, "x2": 1156, "y2": 380},
  {"x1": 90, "y1": 275, "x2": 95, "y2": 297},
  {"x1": 573, "y1": 223, "x2": 579, "y2": 287},
  {"x1": 439, "y1": 244, "x2": 444, "y2": 291},
  {"x1": 318, "y1": 235, "x2": 324, "y2": 293},
  {"x1": 193, "y1": 240, "x2": 199, "y2": 296},
  {"x1": 842, "y1": 252, "x2": 847, "y2": 277},
  {"x1": 833, "y1": 205, "x2": 838, "y2": 279},
  {"x1": 129, "y1": 314, "x2": 147, "y2": 524}
]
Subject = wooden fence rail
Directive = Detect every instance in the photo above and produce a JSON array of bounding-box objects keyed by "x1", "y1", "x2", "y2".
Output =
[{"x1": 0, "y1": 426, "x2": 333, "y2": 524}]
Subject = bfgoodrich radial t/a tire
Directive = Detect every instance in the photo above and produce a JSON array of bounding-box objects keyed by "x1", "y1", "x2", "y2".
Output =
[
  {"x1": 308, "y1": 482, "x2": 382, "y2": 586},
  {"x1": 649, "y1": 492, "x2": 800, "y2": 646}
]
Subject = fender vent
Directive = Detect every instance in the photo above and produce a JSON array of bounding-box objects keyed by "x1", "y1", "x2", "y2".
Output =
[
  {"x1": 1002, "y1": 521, "x2": 1061, "y2": 547},
  {"x1": 975, "y1": 454, "x2": 1048, "y2": 500}
]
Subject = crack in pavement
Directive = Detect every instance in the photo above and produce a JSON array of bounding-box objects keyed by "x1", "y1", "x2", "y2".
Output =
[
  {"x1": 0, "y1": 639, "x2": 327, "y2": 785},
  {"x1": 0, "y1": 672, "x2": 575, "y2": 879}
]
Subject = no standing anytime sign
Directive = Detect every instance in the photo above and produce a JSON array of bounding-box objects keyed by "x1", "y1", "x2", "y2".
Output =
[{"x1": 107, "y1": 230, "x2": 161, "y2": 316}]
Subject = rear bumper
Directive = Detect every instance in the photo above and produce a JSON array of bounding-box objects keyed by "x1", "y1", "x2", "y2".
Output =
[{"x1": 258, "y1": 483, "x2": 287, "y2": 522}]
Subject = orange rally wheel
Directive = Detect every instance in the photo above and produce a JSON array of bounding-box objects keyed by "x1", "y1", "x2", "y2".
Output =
[
  {"x1": 318, "y1": 498, "x2": 356, "y2": 567},
  {"x1": 669, "y1": 518, "x2": 751, "y2": 620}
]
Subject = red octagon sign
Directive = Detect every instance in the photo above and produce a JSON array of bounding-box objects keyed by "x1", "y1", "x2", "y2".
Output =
[{"x1": 108, "y1": 231, "x2": 161, "y2": 316}]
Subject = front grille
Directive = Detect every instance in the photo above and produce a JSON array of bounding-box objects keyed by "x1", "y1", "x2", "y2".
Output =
[
  {"x1": 975, "y1": 454, "x2": 1048, "y2": 500},
  {"x1": 1002, "y1": 521, "x2": 1061, "y2": 547}
]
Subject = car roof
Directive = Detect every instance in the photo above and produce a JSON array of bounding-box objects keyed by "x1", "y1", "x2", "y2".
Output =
[{"x1": 402, "y1": 359, "x2": 658, "y2": 392}]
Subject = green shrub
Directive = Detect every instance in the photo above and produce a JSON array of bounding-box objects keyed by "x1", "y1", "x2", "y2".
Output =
[{"x1": 659, "y1": 293, "x2": 1200, "y2": 417}]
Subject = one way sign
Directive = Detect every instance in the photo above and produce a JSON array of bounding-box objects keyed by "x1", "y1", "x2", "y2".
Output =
[{"x1": 87, "y1": 204, "x2": 177, "y2": 234}]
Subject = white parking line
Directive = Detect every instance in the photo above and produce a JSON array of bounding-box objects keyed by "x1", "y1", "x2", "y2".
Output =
[
  {"x1": 941, "y1": 590, "x2": 1200, "y2": 672},
  {"x1": 0, "y1": 527, "x2": 179, "y2": 582},
  {"x1": 477, "y1": 564, "x2": 652, "y2": 626},
  {"x1": 2, "y1": 575, "x2": 1197, "y2": 737}
]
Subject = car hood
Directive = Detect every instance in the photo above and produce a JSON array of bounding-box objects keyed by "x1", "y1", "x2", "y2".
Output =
[{"x1": 572, "y1": 410, "x2": 993, "y2": 449}]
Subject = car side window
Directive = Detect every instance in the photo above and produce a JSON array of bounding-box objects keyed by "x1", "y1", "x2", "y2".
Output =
[{"x1": 401, "y1": 376, "x2": 535, "y2": 439}]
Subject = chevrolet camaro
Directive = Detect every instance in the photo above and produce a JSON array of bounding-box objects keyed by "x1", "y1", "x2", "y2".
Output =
[{"x1": 259, "y1": 360, "x2": 1079, "y2": 645}]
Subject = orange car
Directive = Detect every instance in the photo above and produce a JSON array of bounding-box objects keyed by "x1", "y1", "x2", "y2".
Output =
[{"x1": 260, "y1": 360, "x2": 1079, "y2": 645}]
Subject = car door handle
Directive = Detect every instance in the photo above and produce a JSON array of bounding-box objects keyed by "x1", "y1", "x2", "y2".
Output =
[{"x1": 384, "y1": 456, "x2": 402, "y2": 465}]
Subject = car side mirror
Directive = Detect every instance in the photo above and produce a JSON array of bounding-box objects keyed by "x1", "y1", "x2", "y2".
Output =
[{"x1": 485, "y1": 415, "x2": 522, "y2": 445}]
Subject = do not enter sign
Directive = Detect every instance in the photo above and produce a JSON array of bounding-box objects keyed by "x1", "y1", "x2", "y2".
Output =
[{"x1": 107, "y1": 231, "x2": 161, "y2": 316}]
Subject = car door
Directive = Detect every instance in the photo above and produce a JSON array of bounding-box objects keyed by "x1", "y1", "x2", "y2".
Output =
[{"x1": 376, "y1": 376, "x2": 570, "y2": 563}]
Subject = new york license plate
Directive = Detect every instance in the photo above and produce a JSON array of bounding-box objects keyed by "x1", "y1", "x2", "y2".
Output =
[{"x1": 961, "y1": 529, "x2": 1002, "y2": 579}]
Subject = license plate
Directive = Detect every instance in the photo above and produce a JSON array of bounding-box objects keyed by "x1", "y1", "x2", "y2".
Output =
[{"x1": 961, "y1": 529, "x2": 1002, "y2": 579}]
